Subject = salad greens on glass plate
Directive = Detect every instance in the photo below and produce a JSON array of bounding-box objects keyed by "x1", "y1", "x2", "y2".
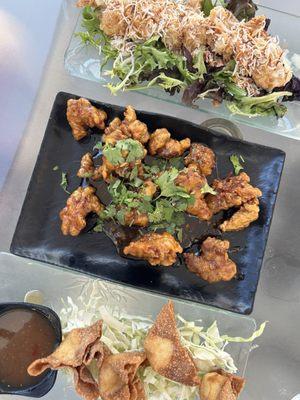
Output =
[{"x1": 73, "y1": 0, "x2": 300, "y2": 118}]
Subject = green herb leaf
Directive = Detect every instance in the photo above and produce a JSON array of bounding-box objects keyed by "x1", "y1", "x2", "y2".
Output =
[
  {"x1": 201, "y1": 182, "x2": 217, "y2": 195},
  {"x1": 103, "y1": 139, "x2": 145, "y2": 165},
  {"x1": 94, "y1": 219, "x2": 104, "y2": 232},
  {"x1": 230, "y1": 154, "x2": 244, "y2": 175},
  {"x1": 60, "y1": 172, "x2": 70, "y2": 194},
  {"x1": 53, "y1": 165, "x2": 59, "y2": 171},
  {"x1": 93, "y1": 141, "x2": 103, "y2": 151},
  {"x1": 155, "y1": 168, "x2": 190, "y2": 198}
]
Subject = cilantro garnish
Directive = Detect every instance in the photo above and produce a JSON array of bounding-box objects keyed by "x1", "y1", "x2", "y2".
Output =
[
  {"x1": 93, "y1": 141, "x2": 103, "y2": 151},
  {"x1": 155, "y1": 168, "x2": 190, "y2": 199},
  {"x1": 230, "y1": 154, "x2": 245, "y2": 175},
  {"x1": 60, "y1": 172, "x2": 70, "y2": 194},
  {"x1": 201, "y1": 182, "x2": 217, "y2": 195},
  {"x1": 103, "y1": 139, "x2": 144, "y2": 165}
]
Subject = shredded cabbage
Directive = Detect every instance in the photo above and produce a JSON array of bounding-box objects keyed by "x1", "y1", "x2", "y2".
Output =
[{"x1": 59, "y1": 291, "x2": 265, "y2": 400}]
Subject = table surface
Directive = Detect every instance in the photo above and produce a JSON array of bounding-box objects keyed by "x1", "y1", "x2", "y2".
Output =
[{"x1": 0, "y1": 1, "x2": 300, "y2": 399}]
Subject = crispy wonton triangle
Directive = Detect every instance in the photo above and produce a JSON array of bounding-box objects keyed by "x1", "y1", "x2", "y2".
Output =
[
  {"x1": 28, "y1": 320, "x2": 103, "y2": 375},
  {"x1": 144, "y1": 301, "x2": 200, "y2": 386},
  {"x1": 200, "y1": 370, "x2": 245, "y2": 400},
  {"x1": 73, "y1": 364, "x2": 100, "y2": 400},
  {"x1": 99, "y1": 351, "x2": 146, "y2": 400}
]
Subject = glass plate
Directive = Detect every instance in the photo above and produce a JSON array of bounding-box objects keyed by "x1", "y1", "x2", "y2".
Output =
[
  {"x1": 64, "y1": 6, "x2": 300, "y2": 140},
  {"x1": 0, "y1": 252, "x2": 255, "y2": 400}
]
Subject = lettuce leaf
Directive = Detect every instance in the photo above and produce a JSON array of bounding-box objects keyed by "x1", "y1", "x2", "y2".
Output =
[{"x1": 228, "y1": 91, "x2": 292, "y2": 118}]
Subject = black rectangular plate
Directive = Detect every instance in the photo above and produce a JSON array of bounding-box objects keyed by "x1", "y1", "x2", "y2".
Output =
[{"x1": 10, "y1": 92, "x2": 285, "y2": 314}]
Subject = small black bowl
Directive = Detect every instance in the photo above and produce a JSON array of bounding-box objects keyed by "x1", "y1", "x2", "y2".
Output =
[{"x1": 0, "y1": 302, "x2": 62, "y2": 398}]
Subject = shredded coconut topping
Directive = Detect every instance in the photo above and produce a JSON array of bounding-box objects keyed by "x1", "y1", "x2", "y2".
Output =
[{"x1": 93, "y1": 1, "x2": 292, "y2": 92}]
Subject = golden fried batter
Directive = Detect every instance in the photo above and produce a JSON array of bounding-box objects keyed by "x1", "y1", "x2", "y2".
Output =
[
  {"x1": 103, "y1": 106, "x2": 150, "y2": 146},
  {"x1": 77, "y1": 153, "x2": 95, "y2": 178},
  {"x1": 206, "y1": 172, "x2": 262, "y2": 215},
  {"x1": 28, "y1": 321, "x2": 103, "y2": 374},
  {"x1": 184, "y1": 143, "x2": 216, "y2": 176},
  {"x1": 124, "y1": 209, "x2": 149, "y2": 227},
  {"x1": 144, "y1": 301, "x2": 200, "y2": 386},
  {"x1": 139, "y1": 179, "x2": 157, "y2": 198},
  {"x1": 73, "y1": 365, "x2": 100, "y2": 400},
  {"x1": 149, "y1": 128, "x2": 191, "y2": 158},
  {"x1": 200, "y1": 370, "x2": 245, "y2": 400},
  {"x1": 176, "y1": 166, "x2": 212, "y2": 221},
  {"x1": 60, "y1": 186, "x2": 103, "y2": 236},
  {"x1": 123, "y1": 232, "x2": 183, "y2": 266},
  {"x1": 99, "y1": 351, "x2": 146, "y2": 400},
  {"x1": 28, "y1": 321, "x2": 106, "y2": 400},
  {"x1": 67, "y1": 98, "x2": 107, "y2": 141},
  {"x1": 220, "y1": 198, "x2": 260, "y2": 232},
  {"x1": 184, "y1": 237, "x2": 237, "y2": 283}
]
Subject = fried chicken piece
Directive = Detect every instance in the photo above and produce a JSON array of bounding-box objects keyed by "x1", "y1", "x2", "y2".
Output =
[
  {"x1": 99, "y1": 351, "x2": 146, "y2": 400},
  {"x1": 77, "y1": 153, "x2": 95, "y2": 178},
  {"x1": 67, "y1": 98, "x2": 107, "y2": 141},
  {"x1": 76, "y1": 0, "x2": 101, "y2": 7},
  {"x1": 103, "y1": 120, "x2": 130, "y2": 145},
  {"x1": 103, "y1": 107, "x2": 150, "y2": 145},
  {"x1": 149, "y1": 128, "x2": 191, "y2": 158},
  {"x1": 187, "y1": 191, "x2": 213, "y2": 221},
  {"x1": 124, "y1": 232, "x2": 183, "y2": 267},
  {"x1": 184, "y1": 143, "x2": 216, "y2": 176},
  {"x1": 123, "y1": 106, "x2": 150, "y2": 145},
  {"x1": 206, "y1": 172, "x2": 262, "y2": 215},
  {"x1": 60, "y1": 186, "x2": 103, "y2": 236},
  {"x1": 124, "y1": 209, "x2": 149, "y2": 227},
  {"x1": 124, "y1": 105, "x2": 137, "y2": 124},
  {"x1": 144, "y1": 301, "x2": 200, "y2": 386},
  {"x1": 184, "y1": 237, "x2": 237, "y2": 283},
  {"x1": 176, "y1": 166, "x2": 212, "y2": 221},
  {"x1": 220, "y1": 198, "x2": 260, "y2": 232},
  {"x1": 139, "y1": 180, "x2": 157, "y2": 198},
  {"x1": 200, "y1": 370, "x2": 245, "y2": 400}
]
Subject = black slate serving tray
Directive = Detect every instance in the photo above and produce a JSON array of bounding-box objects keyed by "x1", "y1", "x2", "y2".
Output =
[{"x1": 11, "y1": 92, "x2": 285, "y2": 314}]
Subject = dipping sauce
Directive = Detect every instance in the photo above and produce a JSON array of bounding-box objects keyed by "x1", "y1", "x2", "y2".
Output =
[{"x1": 0, "y1": 308, "x2": 57, "y2": 388}]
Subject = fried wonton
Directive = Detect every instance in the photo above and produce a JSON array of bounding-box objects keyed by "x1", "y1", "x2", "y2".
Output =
[
  {"x1": 28, "y1": 321, "x2": 106, "y2": 400},
  {"x1": 144, "y1": 301, "x2": 200, "y2": 386},
  {"x1": 200, "y1": 370, "x2": 245, "y2": 400},
  {"x1": 99, "y1": 351, "x2": 146, "y2": 400},
  {"x1": 73, "y1": 364, "x2": 100, "y2": 400},
  {"x1": 28, "y1": 320, "x2": 103, "y2": 374}
]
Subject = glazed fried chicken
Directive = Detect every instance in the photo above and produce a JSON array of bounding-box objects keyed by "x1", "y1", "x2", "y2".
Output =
[
  {"x1": 60, "y1": 186, "x2": 103, "y2": 236},
  {"x1": 149, "y1": 128, "x2": 191, "y2": 159},
  {"x1": 103, "y1": 106, "x2": 150, "y2": 146},
  {"x1": 184, "y1": 237, "x2": 237, "y2": 283},
  {"x1": 206, "y1": 172, "x2": 262, "y2": 214},
  {"x1": 124, "y1": 232, "x2": 183, "y2": 266},
  {"x1": 139, "y1": 180, "x2": 157, "y2": 198},
  {"x1": 124, "y1": 209, "x2": 149, "y2": 227},
  {"x1": 67, "y1": 98, "x2": 107, "y2": 141},
  {"x1": 176, "y1": 166, "x2": 212, "y2": 221},
  {"x1": 184, "y1": 143, "x2": 216, "y2": 177},
  {"x1": 200, "y1": 370, "x2": 245, "y2": 400},
  {"x1": 77, "y1": 153, "x2": 95, "y2": 178},
  {"x1": 220, "y1": 198, "x2": 260, "y2": 232}
]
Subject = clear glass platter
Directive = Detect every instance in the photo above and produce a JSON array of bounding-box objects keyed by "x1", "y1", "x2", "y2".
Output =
[
  {"x1": 0, "y1": 252, "x2": 256, "y2": 400},
  {"x1": 64, "y1": 6, "x2": 300, "y2": 140}
]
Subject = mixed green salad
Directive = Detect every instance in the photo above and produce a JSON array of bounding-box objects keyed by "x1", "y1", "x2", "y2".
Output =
[{"x1": 76, "y1": 0, "x2": 300, "y2": 118}]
